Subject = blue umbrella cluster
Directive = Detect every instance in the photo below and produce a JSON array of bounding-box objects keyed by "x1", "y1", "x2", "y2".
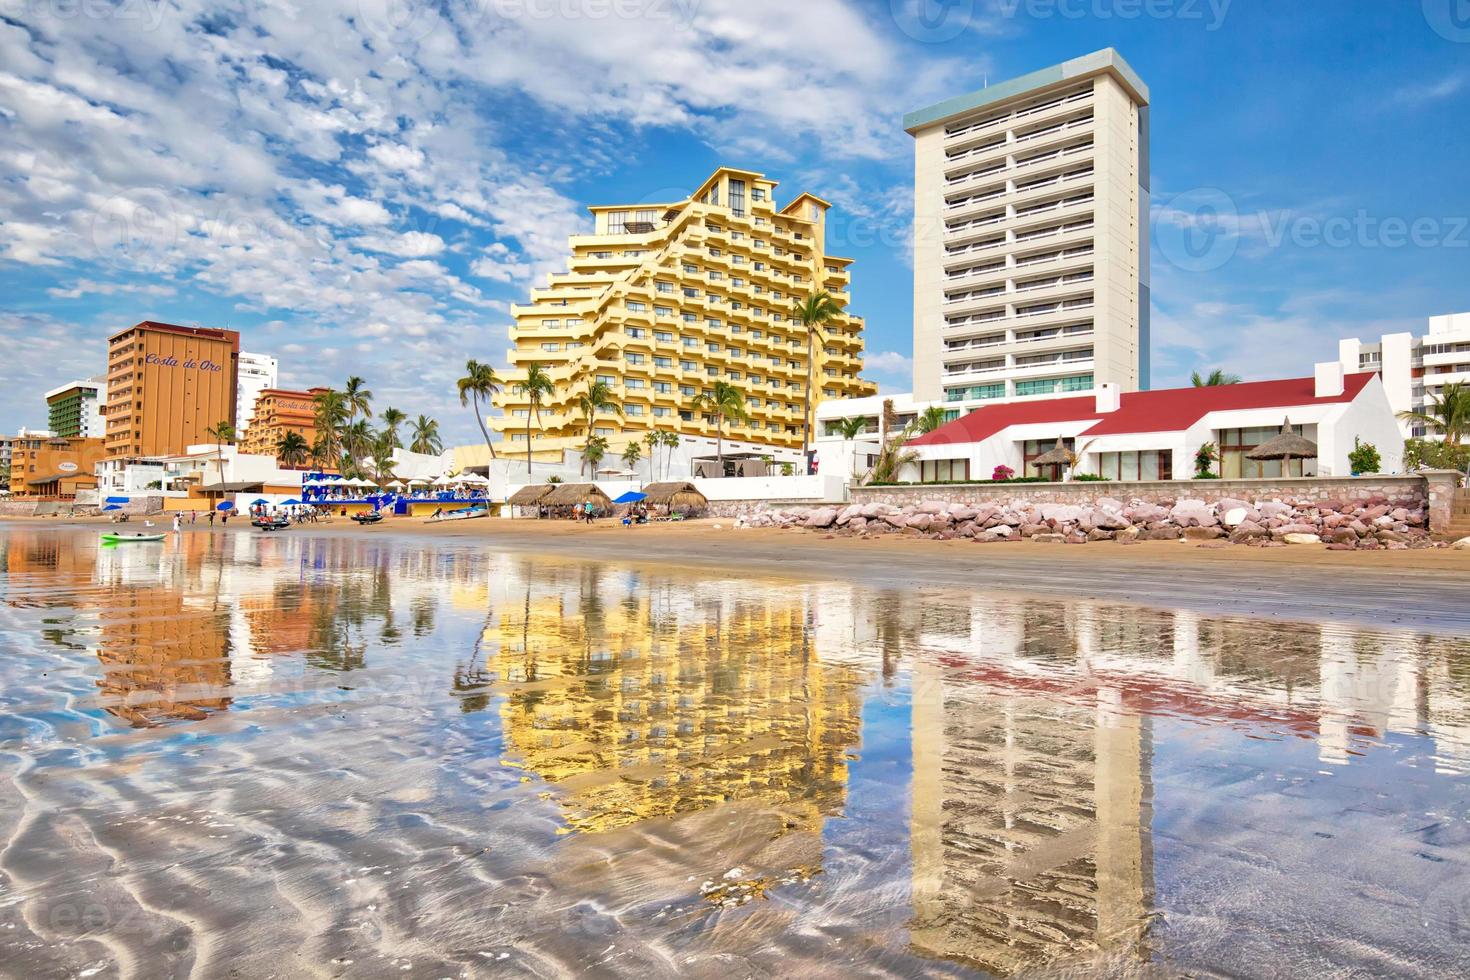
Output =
[{"x1": 612, "y1": 491, "x2": 646, "y2": 504}]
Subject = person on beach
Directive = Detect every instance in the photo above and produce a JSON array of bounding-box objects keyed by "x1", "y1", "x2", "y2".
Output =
[
  {"x1": 172, "y1": 514, "x2": 181, "y2": 533},
  {"x1": 583, "y1": 500, "x2": 595, "y2": 524}
]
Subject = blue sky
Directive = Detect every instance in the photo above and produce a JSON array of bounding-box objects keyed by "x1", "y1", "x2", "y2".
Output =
[{"x1": 1, "y1": 0, "x2": 1466, "y2": 443}]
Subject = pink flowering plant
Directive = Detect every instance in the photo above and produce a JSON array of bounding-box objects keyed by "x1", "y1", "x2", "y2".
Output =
[{"x1": 991, "y1": 464, "x2": 1015, "y2": 481}]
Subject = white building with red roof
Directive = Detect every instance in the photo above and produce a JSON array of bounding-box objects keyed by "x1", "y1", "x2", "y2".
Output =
[{"x1": 880, "y1": 363, "x2": 1402, "y2": 483}]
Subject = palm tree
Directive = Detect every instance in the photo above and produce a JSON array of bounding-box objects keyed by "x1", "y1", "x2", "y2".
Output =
[
  {"x1": 642, "y1": 430, "x2": 660, "y2": 481},
  {"x1": 457, "y1": 359, "x2": 501, "y2": 461},
  {"x1": 576, "y1": 379, "x2": 622, "y2": 444},
  {"x1": 204, "y1": 420, "x2": 235, "y2": 497},
  {"x1": 915, "y1": 405, "x2": 949, "y2": 434},
  {"x1": 659, "y1": 431, "x2": 680, "y2": 479},
  {"x1": 342, "y1": 419, "x2": 373, "y2": 464},
  {"x1": 277, "y1": 431, "x2": 310, "y2": 468},
  {"x1": 512, "y1": 362, "x2": 555, "y2": 476},
  {"x1": 344, "y1": 376, "x2": 373, "y2": 425},
  {"x1": 1398, "y1": 381, "x2": 1469, "y2": 445},
  {"x1": 791, "y1": 291, "x2": 843, "y2": 465},
  {"x1": 690, "y1": 380, "x2": 749, "y2": 472},
  {"x1": 834, "y1": 416, "x2": 868, "y2": 479},
  {"x1": 1191, "y1": 368, "x2": 1242, "y2": 386},
  {"x1": 581, "y1": 434, "x2": 609, "y2": 477},
  {"x1": 312, "y1": 389, "x2": 348, "y2": 466},
  {"x1": 409, "y1": 415, "x2": 442, "y2": 455},
  {"x1": 380, "y1": 407, "x2": 406, "y2": 449},
  {"x1": 620, "y1": 441, "x2": 642, "y2": 474},
  {"x1": 867, "y1": 424, "x2": 920, "y2": 485},
  {"x1": 369, "y1": 432, "x2": 397, "y2": 485}
]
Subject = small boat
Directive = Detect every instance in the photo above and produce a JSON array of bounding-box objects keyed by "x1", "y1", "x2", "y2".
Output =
[
  {"x1": 428, "y1": 506, "x2": 488, "y2": 523},
  {"x1": 101, "y1": 532, "x2": 167, "y2": 544},
  {"x1": 351, "y1": 511, "x2": 385, "y2": 525}
]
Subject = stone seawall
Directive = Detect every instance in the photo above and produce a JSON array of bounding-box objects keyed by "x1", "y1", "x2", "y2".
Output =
[
  {"x1": 733, "y1": 473, "x2": 1467, "y2": 549},
  {"x1": 851, "y1": 475, "x2": 1428, "y2": 511}
]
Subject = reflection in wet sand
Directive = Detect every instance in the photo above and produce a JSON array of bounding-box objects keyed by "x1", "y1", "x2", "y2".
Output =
[{"x1": 0, "y1": 527, "x2": 1468, "y2": 977}]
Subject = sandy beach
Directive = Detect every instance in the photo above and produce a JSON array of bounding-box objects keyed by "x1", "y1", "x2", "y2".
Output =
[{"x1": 14, "y1": 513, "x2": 1468, "y2": 632}]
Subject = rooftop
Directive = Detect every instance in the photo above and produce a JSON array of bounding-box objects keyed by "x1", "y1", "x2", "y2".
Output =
[
  {"x1": 903, "y1": 47, "x2": 1149, "y2": 134},
  {"x1": 909, "y1": 373, "x2": 1374, "y2": 446}
]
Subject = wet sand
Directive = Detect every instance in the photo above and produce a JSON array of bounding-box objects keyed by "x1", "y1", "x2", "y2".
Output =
[{"x1": 11, "y1": 514, "x2": 1470, "y2": 632}]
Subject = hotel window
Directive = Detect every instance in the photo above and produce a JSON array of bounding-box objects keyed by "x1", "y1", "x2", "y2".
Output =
[
  {"x1": 627, "y1": 327, "x2": 646, "y2": 338},
  {"x1": 752, "y1": 187, "x2": 766, "y2": 202},
  {"x1": 683, "y1": 287, "x2": 699, "y2": 297},
  {"x1": 654, "y1": 330, "x2": 673, "y2": 341},
  {"x1": 679, "y1": 385, "x2": 697, "y2": 396},
  {"x1": 1096, "y1": 450, "x2": 1173, "y2": 482},
  {"x1": 749, "y1": 374, "x2": 763, "y2": 385},
  {"x1": 682, "y1": 313, "x2": 697, "y2": 323},
  {"x1": 567, "y1": 341, "x2": 583, "y2": 350},
  {"x1": 654, "y1": 357, "x2": 672, "y2": 368},
  {"x1": 627, "y1": 301, "x2": 647, "y2": 312},
  {"x1": 730, "y1": 324, "x2": 742, "y2": 334},
  {"x1": 727, "y1": 370, "x2": 742, "y2": 379},
  {"x1": 709, "y1": 271, "x2": 723, "y2": 281},
  {"x1": 728, "y1": 347, "x2": 743, "y2": 357},
  {"x1": 512, "y1": 409, "x2": 530, "y2": 418},
  {"x1": 653, "y1": 381, "x2": 672, "y2": 393},
  {"x1": 706, "y1": 293, "x2": 722, "y2": 304},
  {"x1": 625, "y1": 353, "x2": 645, "y2": 364},
  {"x1": 706, "y1": 317, "x2": 721, "y2": 327},
  {"x1": 918, "y1": 459, "x2": 971, "y2": 483},
  {"x1": 1219, "y1": 425, "x2": 1318, "y2": 479},
  {"x1": 729, "y1": 178, "x2": 746, "y2": 216},
  {"x1": 680, "y1": 359, "x2": 697, "y2": 370},
  {"x1": 707, "y1": 341, "x2": 721, "y2": 352},
  {"x1": 655, "y1": 281, "x2": 674, "y2": 293},
  {"x1": 625, "y1": 378, "x2": 645, "y2": 389},
  {"x1": 654, "y1": 306, "x2": 673, "y2": 317},
  {"x1": 682, "y1": 337, "x2": 698, "y2": 348},
  {"x1": 653, "y1": 406, "x2": 672, "y2": 417},
  {"x1": 591, "y1": 251, "x2": 612, "y2": 259},
  {"x1": 683, "y1": 263, "x2": 698, "y2": 273},
  {"x1": 625, "y1": 404, "x2": 645, "y2": 416},
  {"x1": 608, "y1": 211, "x2": 628, "y2": 234},
  {"x1": 731, "y1": 277, "x2": 744, "y2": 287},
  {"x1": 540, "y1": 343, "x2": 561, "y2": 351},
  {"x1": 750, "y1": 329, "x2": 762, "y2": 339},
  {"x1": 596, "y1": 426, "x2": 614, "y2": 436},
  {"x1": 705, "y1": 366, "x2": 719, "y2": 376},
  {"x1": 541, "y1": 319, "x2": 558, "y2": 329},
  {"x1": 596, "y1": 374, "x2": 616, "y2": 386},
  {"x1": 732, "y1": 255, "x2": 746, "y2": 265}
]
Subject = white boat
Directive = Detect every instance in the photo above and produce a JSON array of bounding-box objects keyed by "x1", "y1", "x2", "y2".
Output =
[{"x1": 428, "y1": 505, "x2": 488, "y2": 523}]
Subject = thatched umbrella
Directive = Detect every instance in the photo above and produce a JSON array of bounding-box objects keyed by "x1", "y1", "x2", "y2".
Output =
[
  {"x1": 1246, "y1": 418, "x2": 1317, "y2": 475},
  {"x1": 1031, "y1": 440, "x2": 1075, "y2": 480},
  {"x1": 641, "y1": 481, "x2": 709, "y2": 515}
]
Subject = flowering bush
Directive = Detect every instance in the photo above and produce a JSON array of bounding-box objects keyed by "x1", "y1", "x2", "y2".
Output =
[{"x1": 991, "y1": 464, "x2": 1015, "y2": 481}]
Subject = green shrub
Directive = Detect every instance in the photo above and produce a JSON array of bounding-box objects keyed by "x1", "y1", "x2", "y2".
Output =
[
  {"x1": 1347, "y1": 439, "x2": 1381, "y2": 475},
  {"x1": 1403, "y1": 438, "x2": 1470, "y2": 472},
  {"x1": 1071, "y1": 473, "x2": 1110, "y2": 482},
  {"x1": 1193, "y1": 471, "x2": 1220, "y2": 480}
]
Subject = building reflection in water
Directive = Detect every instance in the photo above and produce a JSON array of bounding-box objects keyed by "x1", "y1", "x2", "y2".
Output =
[
  {"x1": 488, "y1": 561, "x2": 868, "y2": 838},
  {"x1": 4, "y1": 529, "x2": 1470, "y2": 974}
]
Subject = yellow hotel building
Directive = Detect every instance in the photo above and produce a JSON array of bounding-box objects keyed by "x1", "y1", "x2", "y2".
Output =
[{"x1": 492, "y1": 167, "x2": 877, "y2": 461}]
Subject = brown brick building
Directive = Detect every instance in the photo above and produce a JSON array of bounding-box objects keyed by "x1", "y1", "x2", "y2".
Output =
[{"x1": 104, "y1": 322, "x2": 241, "y2": 459}]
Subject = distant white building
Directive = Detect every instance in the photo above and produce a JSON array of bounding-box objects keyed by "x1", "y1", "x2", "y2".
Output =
[
  {"x1": 44, "y1": 377, "x2": 108, "y2": 438},
  {"x1": 1338, "y1": 312, "x2": 1470, "y2": 440},
  {"x1": 236, "y1": 351, "x2": 279, "y2": 433}
]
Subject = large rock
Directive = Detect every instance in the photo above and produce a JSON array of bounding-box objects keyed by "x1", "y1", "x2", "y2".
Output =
[
  {"x1": 1031, "y1": 532, "x2": 1066, "y2": 543},
  {"x1": 1114, "y1": 526, "x2": 1141, "y2": 543},
  {"x1": 908, "y1": 514, "x2": 933, "y2": 532},
  {"x1": 1221, "y1": 507, "x2": 1249, "y2": 528},
  {"x1": 1128, "y1": 502, "x2": 1169, "y2": 523},
  {"x1": 882, "y1": 513, "x2": 908, "y2": 529},
  {"x1": 1141, "y1": 527, "x2": 1181, "y2": 540},
  {"x1": 1039, "y1": 502, "x2": 1085, "y2": 524},
  {"x1": 1257, "y1": 501, "x2": 1293, "y2": 519},
  {"x1": 948, "y1": 504, "x2": 978, "y2": 522},
  {"x1": 1020, "y1": 523, "x2": 1050, "y2": 538},
  {"x1": 1093, "y1": 510, "x2": 1132, "y2": 530},
  {"x1": 917, "y1": 499, "x2": 950, "y2": 515},
  {"x1": 1183, "y1": 526, "x2": 1225, "y2": 541},
  {"x1": 1453, "y1": 537, "x2": 1470, "y2": 551},
  {"x1": 805, "y1": 507, "x2": 838, "y2": 529},
  {"x1": 1283, "y1": 532, "x2": 1322, "y2": 545},
  {"x1": 1169, "y1": 500, "x2": 1218, "y2": 527}
]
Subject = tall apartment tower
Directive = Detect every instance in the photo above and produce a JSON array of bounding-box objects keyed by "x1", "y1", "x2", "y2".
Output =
[
  {"x1": 103, "y1": 321, "x2": 240, "y2": 458},
  {"x1": 493, "y1": 167, "x2": 876, "y2": 462},
  {"x1": 236, "y1": 351, "x2": 279, "y2": 434},
  {"x1": 1338, "y1": 311, "x2": 1470, "y2": 440},
  {"x1": 905, "y1": 49, "x2": 1150, "y2": 408},
  {"x1": 44, "y1": 376, "x2": 108, "y2": 438}
]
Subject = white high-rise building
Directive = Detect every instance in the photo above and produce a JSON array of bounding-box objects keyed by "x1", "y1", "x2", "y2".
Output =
[
  {"x1": 1338, "y1": 311, "x2": 1470, "y2": 440},
  {"x1": 905, "y1": 48, "x2": 1150, "y2": 409},
  {"x1": 236, "y1": 351, "x2": 278, "y2": 434}
]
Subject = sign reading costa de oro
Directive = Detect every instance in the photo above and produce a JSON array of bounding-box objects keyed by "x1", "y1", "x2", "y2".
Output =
[
  {"x1": 143, "y1": 353, "x2": 226, "y2": 372},
  {"x1": 58, "y1": 461, "x2": 78, "y2": 473}
]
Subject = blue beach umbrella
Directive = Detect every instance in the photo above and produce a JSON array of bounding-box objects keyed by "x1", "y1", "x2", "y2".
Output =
[
  {"x1": 281, "y1": 499, "x2": 301, "y2": 506},
  {"x1": 102, "y1": 504, "x2": 121, "y2": 511},
  {"x1": 613, "y1": 491, "x2": 646, "y2": 504},
  {"x1": 216, "y1": 501, "x2": 234, "y2": 511},
  {"x1": 105, "y1": 496, "x2": 129, "y2": 504},
  {"x1": 250, "y1": 498, "x2": 269, "y2": 506}
]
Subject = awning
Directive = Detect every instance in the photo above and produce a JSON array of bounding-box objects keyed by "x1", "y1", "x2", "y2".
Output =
[{"x1": 197, "y1": 481, "x2": 264, "y2": 493}]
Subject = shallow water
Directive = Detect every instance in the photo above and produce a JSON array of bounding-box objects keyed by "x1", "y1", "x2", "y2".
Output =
[{"x1": 1, "y1": 527, "x2": 1468, "y2": 978}]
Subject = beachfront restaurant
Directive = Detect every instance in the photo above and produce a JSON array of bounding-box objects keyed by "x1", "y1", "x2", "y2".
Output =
[{"x1": 901, "y1": 365, "x2": 1404, "y2": 483}]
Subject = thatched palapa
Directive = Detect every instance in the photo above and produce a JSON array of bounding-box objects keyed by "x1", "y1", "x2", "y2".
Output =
[
  {"x1": 1246, "y1": 418, "x2": 1319, "y2": 461},
  {"x1": 542, "y1": 483, "x2": 613, "y2": 508},
  {"x1": 641, "y1": 481, "x2": 709, "y2": 514},
  {"x1": 507, "y1": 484, "x2": 555, "y2": 507}
]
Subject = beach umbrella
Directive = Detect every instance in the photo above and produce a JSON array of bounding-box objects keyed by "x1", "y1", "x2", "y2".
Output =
[
  {"x1": 102, "y1": 504, "x2": 121, "y2": 511},
  {"x1": 250, "y1": 498, "x2": 269, "y2": 505},
  {"x1": 216, "y1": 501, "x2": 234, "y2": 511},
  {"x1": 105, "y1": 496, "x2": 129, "y2": 504},
  {"x1": 613, "y1": 491, "x2": 647, "y2": 504},
  {"x1": 433, "y1": 474, "x2": 454, "y2": 487},
  {"x1": 1031, "y1": 441, "x2": 1076, "y2": 467},
  {"x1": 282, "y1": 498, "x2": 301, "y2": 506},
  {"x1": 386, "y1": 480, "x2": 405, "y2": 489}
]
